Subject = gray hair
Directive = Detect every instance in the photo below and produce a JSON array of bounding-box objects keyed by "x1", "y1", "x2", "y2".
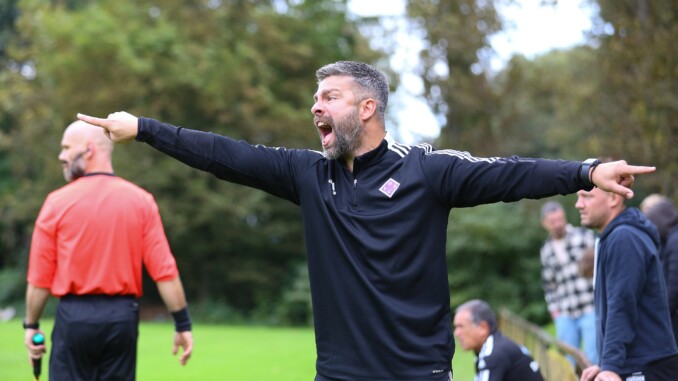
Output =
[
  {"x1": 640, "y1": 194, "x2": 669, "y2": 214},
  {"x1": 315, "y1": 61, "x2": 389, "y2": 121},
  {"x1": 540, "y1": 200, "x2": 564, "y2": 221},
  {"x1": 456, "y1": 299, "x2": 497, "y2": 332},
  {"x1": 643, "y1": 196, "x2": 678, "y2": 242}
]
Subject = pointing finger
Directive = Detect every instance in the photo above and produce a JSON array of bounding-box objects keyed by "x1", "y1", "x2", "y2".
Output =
[
  {"x1": 624, "y1": 165, "x2": 656, "y2": 175},
  {"x1": 76, "y1": 113, "x2": 111, "y2": 129}
]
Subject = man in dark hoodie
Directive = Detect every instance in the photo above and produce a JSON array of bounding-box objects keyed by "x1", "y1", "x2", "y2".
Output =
[
  {"x1": 576, "y1": 185, "x2": 678, "y2": 381},
  {"x1": 640, "y1": 194, "x2": 678, "y2": 347}
]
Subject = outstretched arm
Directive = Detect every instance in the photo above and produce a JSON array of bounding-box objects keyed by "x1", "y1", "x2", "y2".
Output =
[
  {"x1": 79, "y1": 112, "x2": 654, "y2": 201},
  {"x1": 77, "y1": 112, "x2": 139, "y2": 143},
  {"x1": 157, "y1": 277, "x2": 193, "y2": 366},
  {"x1": 590, "y1": 160, "x2": 655, "y2": 199}
]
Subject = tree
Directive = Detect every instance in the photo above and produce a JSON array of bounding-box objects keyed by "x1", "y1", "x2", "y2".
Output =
[
  {"x1": 589, "y1": 0, "x2": 678, "y2": 196},
  {"x1": 492, "y1": 46, "x2": 600, "y2": 159},
  {"x1": 406, "y1": 0, "x2": 502, "y2": 155},
  {"x1": 0, "y1": 0, "x2": 385, "y2": 318},
  {"x1": 0, "y1": 0, "x2": 20, "y2": 63},
  {"x1": 446, "y1": 200, "x2": 553, "y2": 323}
]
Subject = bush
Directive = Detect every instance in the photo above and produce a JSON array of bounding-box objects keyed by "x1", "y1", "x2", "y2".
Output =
[{"x1": 0, "y1": 267, "x2": 24, "y2": 306}]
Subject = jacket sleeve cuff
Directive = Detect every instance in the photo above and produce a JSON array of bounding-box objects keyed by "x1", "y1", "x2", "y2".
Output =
[
  {"x1": 136, "y1": 117, "x2": 152, "y2": 143},
  {"x1": 600, "y1": 362, "x2": 623, "y2": 374}
]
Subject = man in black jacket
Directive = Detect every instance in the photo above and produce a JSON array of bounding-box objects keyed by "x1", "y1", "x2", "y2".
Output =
[
  {"x1": 78, "y1": 61, "x2": 654, "y2": 381},
  {"x1": 454, "y1": 299, "x2": 544, "y2": 381}
]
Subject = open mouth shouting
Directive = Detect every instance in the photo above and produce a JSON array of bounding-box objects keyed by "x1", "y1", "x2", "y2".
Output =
[{"x1": 316, "y1": 120, "x2": 334, "y2": 147}]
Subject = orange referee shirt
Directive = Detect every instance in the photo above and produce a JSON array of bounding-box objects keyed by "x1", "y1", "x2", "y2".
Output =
[{"x1": 27, "y1": 174, "x2": 179, "y2": 297}]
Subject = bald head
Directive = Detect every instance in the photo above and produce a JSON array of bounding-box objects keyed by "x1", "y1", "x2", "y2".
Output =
[
  {"x1": 59, "y1": 121, "x2": 114, "y2": 182},
  {"x1": 64, "y1": 120, "x2": 114, "y2": 154}
]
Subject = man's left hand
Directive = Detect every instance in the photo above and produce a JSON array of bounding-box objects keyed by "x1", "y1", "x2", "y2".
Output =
[{"x1": 591, "y1": 160, "x2": 655, "y2": 199}]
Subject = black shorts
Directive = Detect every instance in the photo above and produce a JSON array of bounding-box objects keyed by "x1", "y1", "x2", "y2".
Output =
[{"x1": 50, "y1": 295, "x2": 139, "y2": 381}]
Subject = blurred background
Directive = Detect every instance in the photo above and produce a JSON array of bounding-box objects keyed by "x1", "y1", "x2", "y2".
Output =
[{"x1": 0, "y1": 0, "x2": 675, "y2": 326}]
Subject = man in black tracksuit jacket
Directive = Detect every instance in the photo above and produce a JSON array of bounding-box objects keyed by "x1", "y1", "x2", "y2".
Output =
[
  {"x1": 454, "y1": 299, "x2": 544, "y2": 381},
  {"x1": 78, "y1": 61, "x2": 654, "y2": 381}
]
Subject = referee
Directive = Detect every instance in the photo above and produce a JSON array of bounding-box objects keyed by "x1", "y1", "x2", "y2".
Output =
[{"x1": 23, "y1": 121, "x2": 193, "y2": 380}]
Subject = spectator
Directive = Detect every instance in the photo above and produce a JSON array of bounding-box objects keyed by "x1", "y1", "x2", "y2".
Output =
[
  {"x1": 454, "y1": 299, "x2": 544, "y2": 381},
  {"x1": 640, "y1": 194, "x2": 678, "y2": 347},
  {"x1": 539, "y1": 200, "x2": 597, "y2": 365},
  {"x1": 577, "y1": 183, "x2": 678, "y2": 380}
]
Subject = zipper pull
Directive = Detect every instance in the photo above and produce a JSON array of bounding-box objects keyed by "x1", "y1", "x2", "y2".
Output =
[{"x1": 328, "y1": 179, "x2": 336, "y2": 196}]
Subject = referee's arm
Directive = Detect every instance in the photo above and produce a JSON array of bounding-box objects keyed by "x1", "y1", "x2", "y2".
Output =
[
  {"x1": 157, "y1": 277, "x2": 193, "y2": 365},
  {"x1": 24, "y1": 284, "x2": 50, "y2": 359}
]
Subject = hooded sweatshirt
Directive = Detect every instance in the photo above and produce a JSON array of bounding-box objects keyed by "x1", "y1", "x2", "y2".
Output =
[{"x1": 595, "y1": 207, "x2": 678, "y2": 374}]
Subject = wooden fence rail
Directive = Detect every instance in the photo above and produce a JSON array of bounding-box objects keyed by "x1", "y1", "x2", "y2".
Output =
[{"x1": 498, "y1": 308, "x2": 592, "y2": 381}]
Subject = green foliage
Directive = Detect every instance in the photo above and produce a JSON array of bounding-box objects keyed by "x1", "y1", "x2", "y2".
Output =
[
  {"x1": 447, "y1": 201, "x2": 550, "y2": 324},
  {"x1": 493, "y1": 47, "x2": 601, "y2": 159},
  {"x1": 0, "y1": 0, "x2": 20, "y2": 62},
  {"x1": 587, "y1": 0, "x2": 678, "y2": 195},
  {"x1": 0, "y1": 266, "x2": 23, "y2": 304},
  {"x1": 407, "y1": 0, "x2": 502, "y2": 154},
  {"x1": 0, "y1": 0, "x2": 383, "y2": 317},
  {"x1": 270, "y1": 262, "x2": 312, "y2": 326}
]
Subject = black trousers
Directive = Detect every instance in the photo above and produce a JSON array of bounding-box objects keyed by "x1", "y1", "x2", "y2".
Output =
[
  {"x1": 620, "y1": 354, "x2": 678, "y2": 381},
  {"x1": 50, "y1": 295, "x2": 139, "y2": 381}
]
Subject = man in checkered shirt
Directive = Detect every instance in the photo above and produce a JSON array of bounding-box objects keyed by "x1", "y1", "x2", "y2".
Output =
[{"x1": 540, "y1": 201, "x2": 597, "y2": 366}]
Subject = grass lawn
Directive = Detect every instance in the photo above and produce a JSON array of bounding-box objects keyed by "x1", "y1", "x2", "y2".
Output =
[{"x1": 0, "y1": 318, "x2": 476, "y2": 380}]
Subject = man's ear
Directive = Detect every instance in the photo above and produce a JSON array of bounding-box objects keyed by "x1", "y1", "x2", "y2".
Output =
[
  {"x1": 359, "y1": 98, "x2": 377, "y2": 121},
  {"x1": 608, "y1": 192, "x2": 624, "y2": 209},
  {"x1": 478, "y1": 320, "x2": 491, "y2": 335}
]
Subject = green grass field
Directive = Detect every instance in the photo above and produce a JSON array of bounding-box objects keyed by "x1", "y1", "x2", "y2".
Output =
[{"x1": 0, "y1": 318, "x2": 476, "y2": 380}]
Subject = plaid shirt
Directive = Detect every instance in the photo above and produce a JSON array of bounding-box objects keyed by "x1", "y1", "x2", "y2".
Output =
[{"x1": 541, "y1": 224, "x2": 596, "y2": 317}]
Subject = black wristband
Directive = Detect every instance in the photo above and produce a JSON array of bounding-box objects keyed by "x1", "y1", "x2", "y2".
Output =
[
  {"x1": 580, "y1": 158, "x2": 600, "y2": 189},
  {"x1": 171, "y1": 307, "x2": 192, "y2": 332},
  {"x1": 22, "y1": 319, "x2": 39, "y2": 330}
]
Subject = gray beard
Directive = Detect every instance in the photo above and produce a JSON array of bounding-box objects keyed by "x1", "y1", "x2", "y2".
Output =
[{"x1": 324, "y1": 109, "x2": 362, "y2": 160}]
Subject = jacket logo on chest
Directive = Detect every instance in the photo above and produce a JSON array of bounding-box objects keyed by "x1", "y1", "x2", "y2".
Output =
[{"x1": 379, "y1": 178, "x2": 400, "y2": 198}]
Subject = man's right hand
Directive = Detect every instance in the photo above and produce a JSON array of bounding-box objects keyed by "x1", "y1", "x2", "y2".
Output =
[
  {"x1": 173, "y1": 331, "x2": 193, "y2": 366},
  {"x1": 24, "y1": 328, "x2": 46, "y2": 360},
  {"x1": 77, "y1": 112, "x2": 139, "y2": 143},
  {"x1": 579, "y1": 365, "x2": 600, "y2": 381}
]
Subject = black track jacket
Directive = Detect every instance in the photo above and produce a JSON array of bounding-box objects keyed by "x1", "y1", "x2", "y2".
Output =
[{"x1": 137, "y1": 118, "x2": 588, "y2": 380}]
